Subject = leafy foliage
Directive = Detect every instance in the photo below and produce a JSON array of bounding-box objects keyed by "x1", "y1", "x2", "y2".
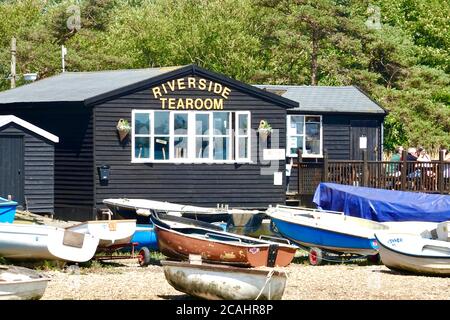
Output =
[{"x1": 0, "y1": 0, "x2": 448, "y2": 152}]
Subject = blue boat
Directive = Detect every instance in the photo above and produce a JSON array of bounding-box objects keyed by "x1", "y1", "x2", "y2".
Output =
[
  {"x1": 266, "y1": 205, "x2": 384, "y2": 256},
  {"x1": 123, "y1": 224, "x2": 158, "y2": 251},
  {"x1": 0, "y1": 197, "x2": 18, "y2": 223},
  {"x1": 313, "y1": 183, "x2": 450, "y2": 222}
]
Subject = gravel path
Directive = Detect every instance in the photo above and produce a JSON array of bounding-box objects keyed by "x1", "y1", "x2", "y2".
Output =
[{"x1": 40, "y1": 260, "x2": 450, "y2": 300}]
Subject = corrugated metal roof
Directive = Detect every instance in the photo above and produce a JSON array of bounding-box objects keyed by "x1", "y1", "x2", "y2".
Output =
[
  {"x1": 0, "y1": 66, "x2": 182, "y2": 104},
  {"x1": 254, "y1": 85, "x2": 386, "y2": 114}
]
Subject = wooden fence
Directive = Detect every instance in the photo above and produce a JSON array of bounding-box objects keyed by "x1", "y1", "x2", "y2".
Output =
[{"x1": 293, "y1": 149, "x2": 450, "y2": 197}]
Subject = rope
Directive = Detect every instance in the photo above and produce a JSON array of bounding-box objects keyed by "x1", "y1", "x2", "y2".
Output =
[{"x1": 255, "y1": 269, "x2": 275, "y2": 300}]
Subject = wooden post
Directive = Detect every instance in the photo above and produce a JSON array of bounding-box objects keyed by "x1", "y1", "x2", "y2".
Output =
[
  {"x1": 362, "y1": 149, "x2": 369, "y2": 187},
  {"x1": 62, "y1": 45, "x2": 67, "y2": 73},
  {"x1": 401, "y1": 150, "x2": 407, "y2": 191},
  {"x1": 10, "y1": 37, "x2": 16, "y2": 89},
  {"x1": 297, "y1": 148, "x2": 302, "y2": 199},
  {"x1": 322, "y1": 149, "x2": 328, "y2": 182},
  {"x1": 438, "y1": 149, "x2": 445, "y2": 194}
]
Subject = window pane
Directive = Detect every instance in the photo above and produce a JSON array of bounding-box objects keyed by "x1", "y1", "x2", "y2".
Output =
[
  {"x1": 135, "y1": 113, "x2": 150, "y2": 134},
  {"x1": 306, "y1": 116, "x2": 321, "y2": 123},
  {"x1": 154, "y1": 112, "x2": 169, "y2": 135},
  {"x1": 290, "y1": 116, "x2": 304, "y2": 135},
  {"x1": 213, "y1": 137, "x2": 229, "y2": 160},
  {"x1": 196, "y1": 114, "x2": 209, "y2": 135},
  {"x1": 174, "y1": 113, "x2": 188, "y2": 135},
  {"x1": 238, "y1": 114, "x2": 248, "y2": 135},
  {"x1": 174, "y1": 137, "x2": 188, "y2": 158},
  {"x1": 288, "y1": 136, "x2": 302, "y2": 155},
  {"x1": 196, "y1": 137, "x2": 210, "y2": 159},
  {"x1": 238, "y1": 137, "x2": 248, "y2": 159},
  {"x1": 135, "y1": 137, "x2": 150, "y2": 159},
  {"x1": 305, "y1": 139, "x2": 320, "y2": 155},
  {"x1": 154, "y1": 136, "x2": 170, "y2": 160},
  {"x1": 306, "y1": 122, "x2": 320, "y2": 139},
  {"x1": 213, "y1": 112, "x2": 230, "y2": 135}
]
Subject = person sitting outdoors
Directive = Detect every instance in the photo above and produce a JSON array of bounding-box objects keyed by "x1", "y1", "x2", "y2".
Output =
[
  {"x1": 406, "y1": 147, "x2": 420, "y2": 179},
  {"x1": 443, "y1": 148, "x2": 450, "y2": 179},
  {"x1": 417, "y1": 146, "x2": 434, "y2": 177},
  {"x1": 386, "y1": 146, "x2": 402, "y2": 177}
]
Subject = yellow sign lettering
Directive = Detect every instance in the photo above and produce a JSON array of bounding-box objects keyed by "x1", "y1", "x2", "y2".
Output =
[
  {"x1": 214, "y1": 99, "x2": 224, "y2": 110},
  {"x1": 177, "y1": 78, "x2": 186, "y2": 90},
  {"x1": 152, "y1": 87, "x2": 162, "y2": 99},
  {"x1": 187, "y1": 77, "x2": 196, "y2": 89},
  {"x1": 151, "y1": 77, "x2": 231, "y2": 110},
  {"x1": 198, "y1": 79, "x2": 207, "y2": 90},
  {"x1": 160, "y1": 97, "x2": 167, "y2": 109},
  {"x1": 168, "y1": 98, "x2": 176, "y2": 110}
]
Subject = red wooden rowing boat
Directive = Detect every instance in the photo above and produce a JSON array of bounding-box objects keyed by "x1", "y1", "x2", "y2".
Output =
[{"x1": 151, "y1": 213, "x2": 297, "y2": 267}]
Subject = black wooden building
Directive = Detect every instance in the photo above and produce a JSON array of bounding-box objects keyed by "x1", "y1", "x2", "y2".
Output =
[
  {"x1": 0, "y1": 65, "x2": 297, "y2": 220},
  {"x1": 0, "y1": 115, "x2": 58, "y2": 213},
  {"x1": 256, "y1": 85, "x2": 387, "y2": 194},
  {"x1": 0, "y1": 65, "x2": 386, "y2": 221}
]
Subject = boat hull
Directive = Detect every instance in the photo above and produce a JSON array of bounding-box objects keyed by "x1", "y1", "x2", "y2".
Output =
[
  {"x1": 155, "y1": 227, "x2": 295, "y2": 267},
  {"x1": 0, "y1": 223, "x2": 99, "y2": 262},
  {"x1": 105, "y1": 204, "x2": 150, "y2": 224},
  {"x1": 162, "y1": 261, "x2": 286, "y2": 300},
  {"x1": 103, "y1": 198, "x2": 262, "y2": 224},
  {"x1": 376, "y1": 233, "x2": 450, "y2": 276},
  {"x1": 0, "y1": 197, "x2": 17, "y2": 223},
  {"x1": 271, "y1": 217, "x2": 378, "y2": 255},
  {"x1": 0, "y1": 265, "x2": 50, "y2": 300},
  {"x1": 67, "y1": 219, "x2": 136, "y2": 248},
  {"x1": 119, "y1": 224, "x2": 159, "y2": 251},
  {"x1": 0, "y1": 278, "x2": 49, "y2": 300}
]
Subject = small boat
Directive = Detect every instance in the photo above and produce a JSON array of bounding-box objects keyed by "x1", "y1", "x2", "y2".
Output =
[
  {"x1": 103, "y1": 198, "x2": 262, "y2": 224},
  {"x1": 67, "y1": 219, "x2": 136, "y2": 248},
  {"x1": 151, "y1": 212, "x2": 297, "y2": 267},
  {"x1": 120, "y1": 224, "x2": 159, "y2": 251},
  {"x1": 266, "y1": 205, "x2": 386, "y2": 255},
  {"x1": 162, "y1": 260, "x2": 287, "y2": 300},
  {"x1": 0, "y1": 265, "x2": 50, "y2": 300},
  {"x1": 375, "y1": 223, "x2": 450, "y2": 276},
  {"x1": 313, "y1": 182, "x2": 450, "y2": 222},
  {"x1": 0, "y1": 197, "x2": 17, "y2": 223},
  {"x1": 0, "y1": 223, "x2": 99, "y2": 262}
]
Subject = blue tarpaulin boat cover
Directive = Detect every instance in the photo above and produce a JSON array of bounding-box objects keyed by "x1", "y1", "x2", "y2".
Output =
[{"x1": 313, "y1": 183, "x2": 450, "y2": 222}]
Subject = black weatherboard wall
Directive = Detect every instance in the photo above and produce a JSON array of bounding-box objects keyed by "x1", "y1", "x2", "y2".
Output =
[
  {"x1": 94, "y1": 71, "x2": 293, "y2": 211},
  {"x1": 0, "y1": 107, "x2": 93, "y2": 220},
  {"x1": 0, "y1": 122, "x2": 55, "y2": 214}
]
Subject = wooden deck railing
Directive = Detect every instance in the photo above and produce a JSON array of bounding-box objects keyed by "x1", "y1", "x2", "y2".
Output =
[{"x1": 294, "y1": 149, "x2": 450, "y2": 196}]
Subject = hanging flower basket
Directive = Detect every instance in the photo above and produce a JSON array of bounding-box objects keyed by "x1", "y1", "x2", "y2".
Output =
[
  {"x1": 116, "y1": 119, "x2": 131, "y2": 141},
  {"x1": 258, "y1": 120, "x2": 272, "y2": 141}
]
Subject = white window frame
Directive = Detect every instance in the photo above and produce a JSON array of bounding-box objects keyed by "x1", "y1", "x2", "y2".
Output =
[
  {"x1": 193, "y1": 112, "x2": 211, "y2": 161},
  {"x1": 171, "y1": 111, "x2": 189, "y2": 160},
  {"x1": 235, "y1": 111, "x2": 251, "y2": 162},
  {"x1": 131, "y1": 110, "x2": 252, "y2": 164},
  {"x1": 286, "y1": 114, "x2": 323, "y2": 158},
  {"x1": 212, "y1": 111, "x2": 233, "y2": 162},
  {"x1": 132, "y1": 110, "x2": 153, "y2": 163}
]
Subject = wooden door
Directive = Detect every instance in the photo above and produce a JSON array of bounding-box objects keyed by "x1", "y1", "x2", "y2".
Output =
[
  {"x1": 0, "y1": 135, "x2": 24, "y2": 205},
  {"x1": 350, "y1": 120, "x2": 380, "y2": 161}
]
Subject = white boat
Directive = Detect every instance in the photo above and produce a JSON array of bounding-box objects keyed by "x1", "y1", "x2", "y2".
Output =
[
  {"x1": 103, "y1": 198, "x2": 262, "y2": 225},
  {"x1": 0, "y1": 265, "x2": 50, "y2": 300},
  {"x1": 375, "y1": 223, "x2": 450, "y2": 276},
  {"x1": 266, "y1": 205, "x2": 388, "y2": 255},
  {"x1": 67, "y1": 219, "x2": 136, "y2": 247},
  {"x1": 161, "y1": 260, "x2": 287, "y2": 300},
  {"x1": 0, "y1": 223, "x2": 99, "y2": 262},
  {"x1": 266, "y1": 205, "x2": 441, "y2": 256}
]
